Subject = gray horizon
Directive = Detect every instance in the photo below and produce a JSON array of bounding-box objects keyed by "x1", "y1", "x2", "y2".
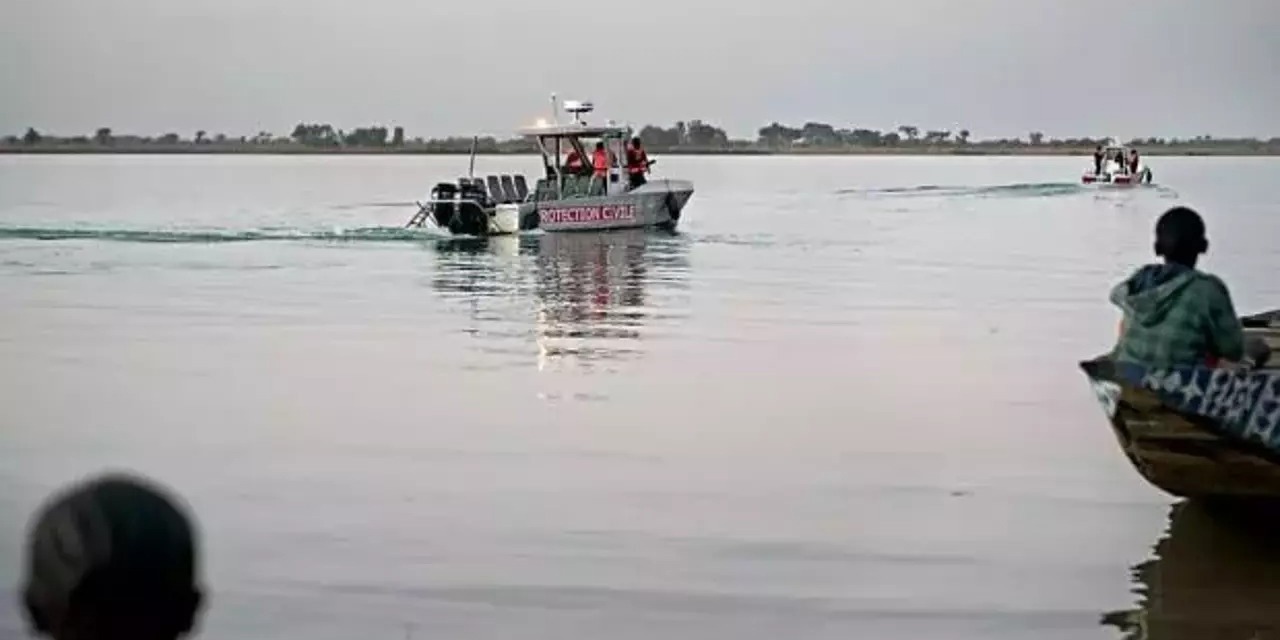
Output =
[{"x1": 2, "y1": 0, "x2": 1278, "y2": 140}]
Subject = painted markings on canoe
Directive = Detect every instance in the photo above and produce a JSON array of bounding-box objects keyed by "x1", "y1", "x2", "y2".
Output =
[
  {"x1": 1115, "y1": 362, "x2": 1280, "y2": 451},
  {"x1": 539, "y1": 204, "x2": 637, "y2": 225},
  {"x1": 1089, "y1": 380, "x2": 1121, "y2": 419}
]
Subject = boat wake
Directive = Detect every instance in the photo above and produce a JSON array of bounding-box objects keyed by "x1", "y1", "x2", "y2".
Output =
[
  {"x1": 0, "y1": 225, "x2": 443, "y2": 244},
  {"x1": 328, "y1": 201, "x2": 418, "y2": 211},
  {"x1": 837, "y1": 182, "x2": 1086, "y2": 199}
]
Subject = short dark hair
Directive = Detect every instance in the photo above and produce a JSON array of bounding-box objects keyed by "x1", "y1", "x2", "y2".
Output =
[
  {"x1": 23, "y1": 473, "x2": 202, "y2": 639},
  {"x1": 1154, "y1": 206, "x2": 1207, "y2": 259}
]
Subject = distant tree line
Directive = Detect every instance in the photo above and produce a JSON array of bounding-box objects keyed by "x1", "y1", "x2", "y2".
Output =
[
  {"x1": 289, "y1": 123, "x2": 406, "y2": 147},
  {"x1": 5, "y1": 121, "x2": 1279, "y2": 155}
]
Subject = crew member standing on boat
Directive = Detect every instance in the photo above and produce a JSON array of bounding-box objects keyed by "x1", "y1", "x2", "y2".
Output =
[
  {"x1": 592, "y1": 142, "x2": 610, "y2": 177},
  {"x1": 565, "y1": 148, "x2": 588, "y2": 176},
  {"x1": 1128, "y1": 149, "x2": 1141, "y2": 176},
  {"x1": 1092, "y1": 145, "x2": 1104, "y2": 176},
  {"x1": 626, "y1": 138, "x2": 651, "y2": 189},
  {"x1": 591, "y1": 142, "x2": 610, "y2": 193}
]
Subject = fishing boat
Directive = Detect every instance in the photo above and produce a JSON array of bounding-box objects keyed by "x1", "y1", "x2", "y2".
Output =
[
  {"x1": 407, "y1": 98, "x2": 694, "y2": 236},
  {"x1": 1082, "y1": 139, "x2": 1154, "y2": 186},
  {"x1": 1080, "y1": 310, "x2": 1280, "y2": 501}
]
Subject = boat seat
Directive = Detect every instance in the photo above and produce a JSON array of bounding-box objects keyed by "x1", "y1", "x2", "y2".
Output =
[
  {"x1": 513, "y1": 175, "x2": 530, "y2": 201},
  {"x1": 500, "y1": 175, "x2": 519, "y2": 203},
  {"x1": 486, "y1": 176, "x2": 507, "y2": 204},
  {"x1": 464, "y1": 178, "x2": 488, "y2": 200}
]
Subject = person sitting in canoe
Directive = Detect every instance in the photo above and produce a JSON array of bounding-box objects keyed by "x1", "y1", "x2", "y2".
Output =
[{"x1": 1110, "y1": 206, "x2": 1246, "y2": 368}]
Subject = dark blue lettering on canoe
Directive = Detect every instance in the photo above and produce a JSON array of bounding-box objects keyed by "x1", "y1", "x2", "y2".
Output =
[{"x1": 1112, "y1": 362, "x2": 1280, "y2": 452}]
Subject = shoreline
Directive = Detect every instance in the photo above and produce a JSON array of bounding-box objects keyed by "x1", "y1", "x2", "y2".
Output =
[{"x1": 1, "y1": 144, "x2": 1277, "y2": 157}]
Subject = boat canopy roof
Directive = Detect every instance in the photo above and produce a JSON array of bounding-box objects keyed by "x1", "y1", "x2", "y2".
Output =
[
  {"x1": 1101, "y1": 138, "x2": 1134, "y2": 151},
  {"x1": 517, "y1": 122, "x2": 629, "y2": 139}
]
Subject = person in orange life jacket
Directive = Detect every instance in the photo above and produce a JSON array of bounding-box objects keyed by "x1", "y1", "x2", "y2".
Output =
[
  {"x1": 564, "y1": 149, "x2": 589, "y2": 176},
  {"x1": 625, "y1": 138, "x2": 651, "y2": 188},
  {"x1": 588, "y1": 142, "x2": 612, "y2": 195},
  {"x1": 591, "y1": 142, "x2": 611, "y2": 178}
]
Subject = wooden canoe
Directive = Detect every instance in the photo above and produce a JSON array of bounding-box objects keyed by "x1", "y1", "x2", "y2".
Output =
[{"x1": 1081, "y1": 312, "x2": 1280, "y2": 501}]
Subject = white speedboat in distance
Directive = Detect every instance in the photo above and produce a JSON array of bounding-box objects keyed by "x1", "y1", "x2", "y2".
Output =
[{"x1": 1083, "y1": 139, "x2": 1154, "y2": 186}]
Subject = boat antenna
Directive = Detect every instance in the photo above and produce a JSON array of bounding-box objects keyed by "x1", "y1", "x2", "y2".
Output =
[
  {"x1": 550, "y1": 93, "x2": 559, "y2": 125},
  {"x1": 467, "y1": 135, "x2": 478, "y2": 179}
]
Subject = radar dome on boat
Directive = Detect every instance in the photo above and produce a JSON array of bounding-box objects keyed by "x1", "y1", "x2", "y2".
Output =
[{"x1": 562, "y1": 100, "x2": 594, "y2": 114}]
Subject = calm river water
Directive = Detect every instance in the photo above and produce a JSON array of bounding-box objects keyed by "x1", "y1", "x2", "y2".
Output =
[{"x1": 2, "y1": 155, "x2": 1279, "y2": 639}]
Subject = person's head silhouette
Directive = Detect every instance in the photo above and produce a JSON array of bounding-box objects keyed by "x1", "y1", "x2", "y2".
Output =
[
  {"x1": 22, "y1": 473, "x2": 204, "y2": 640},
  {"x1": 1153, "y1": 206, "x2": 1208, "y2": 269}
]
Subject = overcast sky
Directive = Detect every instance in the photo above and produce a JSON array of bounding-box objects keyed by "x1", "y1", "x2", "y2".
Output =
[{"x1": 2, "y1": 0, "x2": 1277, "y2": 140}]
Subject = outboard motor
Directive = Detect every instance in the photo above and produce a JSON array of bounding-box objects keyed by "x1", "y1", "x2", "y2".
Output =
[
  {"x1": 428, "y1": 182, "x2": 459, "y2": 229},
  {"x1": 460, "y1": 179, "x2": 489, "y2": 207},
  {"x1": 448, "y1": 180, "x2": 491, "y2": 236}
]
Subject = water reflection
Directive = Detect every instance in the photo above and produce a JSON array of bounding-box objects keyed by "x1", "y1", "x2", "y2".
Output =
[
  {"x1": 429, "y1": 235, "x2": 528, "y2": 300},
  {"x1": 427, "y1": 230, "x2": 690, "y2": 371},
  {"x1": 1102, "y1": 502, "x2": 1280, "y2": 640}
]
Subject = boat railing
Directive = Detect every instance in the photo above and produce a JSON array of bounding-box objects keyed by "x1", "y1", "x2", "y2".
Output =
[
  {"x1": 405, "y1": 195, "x2": 494, "y2": 229},
  {"x1": 418, "y1": 196, "x2": 491, "y2": 207}
]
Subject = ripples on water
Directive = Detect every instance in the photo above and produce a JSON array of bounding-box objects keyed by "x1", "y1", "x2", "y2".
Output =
[{"x1": 1, "y1": 155, "x2": 1279, "y2": 640}]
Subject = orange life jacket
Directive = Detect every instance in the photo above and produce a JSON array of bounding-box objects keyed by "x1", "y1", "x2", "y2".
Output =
[
  {"x1": 626, "y1": 148, "x2": 649, "y2": 175},
  {"x1": 592, "y1": 149, "x2": 609, "y2": 177}
]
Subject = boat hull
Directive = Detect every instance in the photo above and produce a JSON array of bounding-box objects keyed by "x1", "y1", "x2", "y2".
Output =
[
  {"x1": 1082, "y1": 168, "x2": 1153, "y2": 185},
  {"x1": 1081, "y1": 323, "x2": 1280, "y2": 500},
  {"x1": 526, "y1": 179, "x2": 694, "y2": 233}
]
